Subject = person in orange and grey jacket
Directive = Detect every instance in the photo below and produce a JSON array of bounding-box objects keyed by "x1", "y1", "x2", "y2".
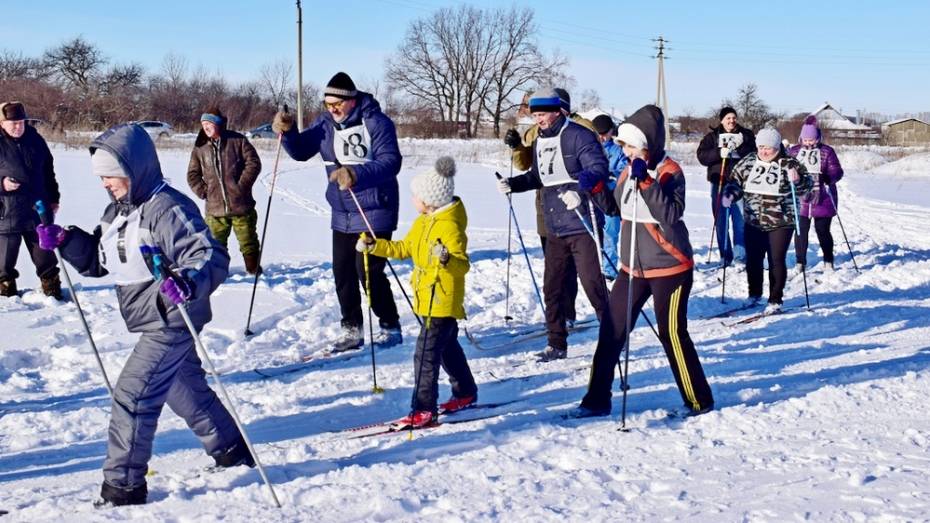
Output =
[
  {"x1": 0, "y1": 101, "x2": 62, "y2": 299},
  {"x1": 186, "y1": 107, "x2": 262, "y2": 275},
  {"x1": 696, "y1": 107, "x2": 756, "y2": 266},
  {"x1": 503, "y1": 88, "x2": 595, "y2": 326},
  {"x1": 569, "y1": 104, "x2": 715, "y2": 419}
]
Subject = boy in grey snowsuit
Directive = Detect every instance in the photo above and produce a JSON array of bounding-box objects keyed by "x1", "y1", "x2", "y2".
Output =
[{"x1": 36, "y1": 123, "x2": 253, "y2": 507}]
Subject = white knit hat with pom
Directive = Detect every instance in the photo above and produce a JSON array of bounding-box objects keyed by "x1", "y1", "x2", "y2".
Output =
[{"x1": 411, "y1": 156, "x2": 456, "y2": 208}]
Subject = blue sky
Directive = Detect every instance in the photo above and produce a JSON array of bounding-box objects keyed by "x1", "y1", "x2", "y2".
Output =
[{"x1": 8, "y1": 1, "x2": 930, "y2": 117}]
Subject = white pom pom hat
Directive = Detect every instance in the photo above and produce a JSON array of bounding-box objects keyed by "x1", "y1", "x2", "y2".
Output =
[{"x1": 411, "y1": 156, "x2": 456, "y2": 208}]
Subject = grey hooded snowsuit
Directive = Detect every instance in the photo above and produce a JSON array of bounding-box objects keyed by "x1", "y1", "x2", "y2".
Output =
[{"x1": 57, "y1": 123, "x2": 241, "y2": 490}]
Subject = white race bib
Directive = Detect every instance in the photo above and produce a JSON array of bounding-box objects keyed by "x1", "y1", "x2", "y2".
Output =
[
  {"x1": 795, "y1": 148, "x2": 821, "y2": 175},
  {"x1": 743, "y1": 160, "x2": 782, "y2": 197},
  {"x1": 333, "y1": 123, "x2": 372, "y2": 165},
  {"x1": 535, "y1": 120, "x2": 574, "y2": 187},
  {"x1": 99, "y1": 210, "x2": 156, "y2": 285},
  {"x1": 718, "y1": 133, "x2": 744, "y2": 158},
  {"x1": 618, "y1": 161, "x2": 664, "y2": 224}
]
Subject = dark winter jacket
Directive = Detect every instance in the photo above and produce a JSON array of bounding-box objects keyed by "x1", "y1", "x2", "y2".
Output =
[
  {"x1": 59, "y1": 124, "x2": 229, "y2": 332},
  {"x1": 725, "y1": 151, "x2": 813, "y2": 232},
  {"x1": 281, "y1": 92, "x2": 401, "y2": 234},
  {"x1": 508, "y1": 115, "x2": 608, "y2": 238},
  {"x1": 696, "y1": 124, "x2": 756, "y2": 185},
  {"x1": 187, "y1": 128, "x2": 262, "y2": 217},
  {"x1": 0, "y1": 125, "x2": 60, "y2": 233},
  {"x1": 788, "y1": 142, "x2": 843, "y2": 218},
  {"x1": 511, "y1": 113, "x2": 596, "y2": 236},
  {"x1": 598, "y1": 105, "x2": 694, "y2": 278}
]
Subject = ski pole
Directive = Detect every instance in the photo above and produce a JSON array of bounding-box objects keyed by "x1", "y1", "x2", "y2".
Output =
[
  {"x1": 142, "y1": 246, "x2": 282, "y2": 508},
  {"x1": 347, "y1": 187, "x2": 422, "y2": 327},
  {"x1": 706, "y1": 157, "x2": 728, "y2": 265},
  {"x1": 361, "y1": 234, "x2": 383, "y2": 394},
  {"x1": 36, "y1": 200, "x2": 113, "y2": 396},
  {"x1": 620, "y1": 179, "x2": 640, "y2": 432},
  {"x1": 504, "y1": 157, "x2": 514, "y2": 322},
  {"x1": 244, "y1": 133, "x2": 284, "y2": 337},
  {"x1": 572, "y1": 206, "x2": 659, "y2": 341},
  {"x1": 495, "y1": 172, "x2": 545, "y2": 316},
  {"x1": 784, "y1": 161, "x2": 810, "y2": 310},
  {"x1": 824, "y1": 186, "x2": 860, "y2": 273},
  {"x1": 721, "y1": 206, "x2": 730, "y2": 304}
]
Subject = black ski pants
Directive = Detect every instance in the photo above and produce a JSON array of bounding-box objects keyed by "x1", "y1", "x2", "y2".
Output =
[
  {"x1": 541, "y1": 235, "x2": 577, "y2": 322},
  {"x1": 332, "y1": 229, "x2": 400, "y2": 330},
  {"x1": 0, "y1": 230, "x2": 59, "y2": 282},
  {"x1": 411, "y1": 317, "x2": 478, "y2": 413},
  {"x1": 795, "y1": 216, "x2": 834, "y2": 265},
  {"x1": 745, "y1": 224, "x2": 793, "y2": 305},
  {"x1": 543, "y1": 232, "x2": 609, "y2": 351},
  {"x1": 581, "y1": 269, "x2": 713, "y2": 412}
]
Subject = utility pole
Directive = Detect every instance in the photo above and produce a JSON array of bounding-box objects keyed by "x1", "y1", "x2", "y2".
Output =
[
  {"x1": 296, "y1": 0, "x2": 304, "y2": 130},
  {"x1": 654, "y1": 36, "x2": 670, "y2": 142}
]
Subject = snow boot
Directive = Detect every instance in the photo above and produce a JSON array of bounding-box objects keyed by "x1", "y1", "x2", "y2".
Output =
[
  {"x1": 212, "y1": 436, "x2": 256, "y2": 469},
  {"x1": 0, "y1": 279, "x2": 16, "y2": 298},
  {"x1": 793, "y1": 263, "x2": 806, "y2": 277},
  {"x1": 536, "y1": 345, "x2": 567, "y2": 362},
  {"x1": 743, "y1": 295, "x2": 763, "y2": 308},
  {"x1": 563, "y1": 405, "x2": 611, "y2": 419},
  {"x1": 243, "y1": 253, "x2": 262, "y2": 276},
  {"x1": 392, "y1": 410, "x2": 438, "y2": 429},
  {"x1": 372, "y1": 326, "x2": 402, "y2": 348},
  {"x1": 94, "y1": 481, "x2": 147, "y2": 508},
  {"x1": 41, "y1": 274, "x2": 63, "y2": 300},
  {"x1": 763, "y1": 302, "x2": 782, "y2": 315},
  {"x1": 439, "y1": 395, "x2": 477, "y2": 414},
  {"x1": 823, "y1": 261, "x2": 835, "y2": 271},
  {"x1": 331, "y1": 326, "x2": 364, "y2": 353}
]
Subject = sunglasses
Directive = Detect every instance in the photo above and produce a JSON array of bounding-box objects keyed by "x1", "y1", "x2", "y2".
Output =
[{"x1": 323, "y1": 99, "x2": 346, "y2": 110}]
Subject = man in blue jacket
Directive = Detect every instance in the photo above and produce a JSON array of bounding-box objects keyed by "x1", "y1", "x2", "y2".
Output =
[
  {"x1": 273, "y1": 72, "x2": 403, "y2": 352},
  {"x1": 497, "y1": 88, "x2": 610, "y2": 362}
]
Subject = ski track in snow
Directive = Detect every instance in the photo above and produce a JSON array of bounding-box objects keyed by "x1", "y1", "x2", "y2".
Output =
[{"x1": 1, "y1": 144, "x2": 929, "y2": 521}]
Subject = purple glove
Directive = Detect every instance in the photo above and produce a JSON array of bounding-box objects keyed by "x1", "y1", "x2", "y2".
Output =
[
  {"x1": 36, "y1": 224, "x2": 67, "y2": 251},
  {"x1": 576, "y1": 169, "x2": 606, "y2": 193},
  {"x1": 159, "y1": 276, "x2": 193, "y2": 305},
  {"x1": 629, "y1": 158, "x2": 648, "y2": 182}
]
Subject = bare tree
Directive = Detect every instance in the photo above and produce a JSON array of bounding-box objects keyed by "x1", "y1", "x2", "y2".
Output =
[
  {"x1": 259, "y1": 59, "x2": 293, "y2": 108},
  {"x1": 161, "y1": 52, "x2": 188, "y2": 91},
  {"x1": 721, "y1": 83, "x2": 780, "y2": 132},
  {"x1": 42, "y1": 36, "x2": 105, "y2": 91},
  {"x1": 578, "y1": 88, "x2": 601, "y2": 112}
]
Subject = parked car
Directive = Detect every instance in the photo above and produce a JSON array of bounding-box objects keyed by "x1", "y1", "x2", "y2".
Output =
[
  {"x1": 246, "y1": 123, "x2": 276, "y2": 140},
  {"x1": 134, "y1": 120, "x2": 173, "y2": 140}
]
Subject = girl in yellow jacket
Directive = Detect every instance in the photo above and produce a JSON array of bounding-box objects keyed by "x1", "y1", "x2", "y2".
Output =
[{"x1": 356, "y1": 157, "x2": 478, "y2": 428}]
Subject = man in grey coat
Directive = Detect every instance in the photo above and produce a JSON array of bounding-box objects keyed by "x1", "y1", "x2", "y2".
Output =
[{"x1": 36, "y1": 123, "x2": 253, "y2": 507}]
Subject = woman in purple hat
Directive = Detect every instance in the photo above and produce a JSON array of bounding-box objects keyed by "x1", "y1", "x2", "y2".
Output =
[{"x1": 788, "y1": 116, "x2": 844, "y2": 273}]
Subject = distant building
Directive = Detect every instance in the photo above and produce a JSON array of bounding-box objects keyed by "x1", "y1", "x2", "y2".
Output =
[
  {"x1": 810, "y1": 102, "x2": 880, "y2": 144},
  {"x1": 881, "y1": 118, "x2": 930, "y2": 146}
]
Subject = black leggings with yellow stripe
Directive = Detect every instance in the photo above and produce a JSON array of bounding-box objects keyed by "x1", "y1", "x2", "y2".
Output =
[{"x1": 581, "y1": 269, "x2": 714, "y2": 412}]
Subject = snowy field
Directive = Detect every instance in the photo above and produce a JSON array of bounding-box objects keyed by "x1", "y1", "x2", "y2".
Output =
[{"x1": 1, "y1": 139, "x2": 929, "y2": 521}]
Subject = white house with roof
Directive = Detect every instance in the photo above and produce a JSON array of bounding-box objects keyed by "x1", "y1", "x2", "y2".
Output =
[{"x1": 809, "y1": 102, "x2": 880, "y2": 142}]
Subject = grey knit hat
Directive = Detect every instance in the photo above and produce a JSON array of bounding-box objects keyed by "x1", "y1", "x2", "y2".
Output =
[
  {"x1": 756, "y1": 128, "x2": 782, "y2": 149},
  {"x1": 410, "y1": 156, "x2": 456, "y2": 208}
]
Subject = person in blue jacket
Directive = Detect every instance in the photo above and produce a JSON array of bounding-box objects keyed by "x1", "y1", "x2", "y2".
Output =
[
  {"x1": 591, "y1": 114, "x2": 627, "y2": 281},
  {"x1": 273, "y1": 72, "x2": 403, "y2": 352},
  {"x1": 497, "y1": 87, "x2": 610, "y2": 362}
]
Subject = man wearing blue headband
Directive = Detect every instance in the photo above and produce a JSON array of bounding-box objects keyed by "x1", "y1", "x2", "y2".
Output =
[{"x1": 186, "y1": 106, "x2": 263, "y2": 275}]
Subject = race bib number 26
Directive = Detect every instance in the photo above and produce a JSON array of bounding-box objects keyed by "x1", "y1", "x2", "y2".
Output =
[{"x1": 795, "y1": 148, "x2": 821, "y2": 175}]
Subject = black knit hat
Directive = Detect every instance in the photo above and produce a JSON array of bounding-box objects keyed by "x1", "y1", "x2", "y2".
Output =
[
  {"x1": 592, "y1": 114, "x2": 615, "y2": 135},
  {"x1": 0, "y1": 101, "x2": 26, "y2": 122},
  {"x1": 324, "y1": 72, "x2": 358, "y2": 100},
  {"x1": 719, "y1": 106, "x2": 737, "y2": 121}
]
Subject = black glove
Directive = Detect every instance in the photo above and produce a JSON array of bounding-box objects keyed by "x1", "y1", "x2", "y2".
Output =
[{"x1": 504, "y1": 129, "x2": 521, "y2": 149}]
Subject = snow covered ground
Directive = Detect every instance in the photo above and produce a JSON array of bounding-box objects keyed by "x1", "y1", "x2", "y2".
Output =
[{"x1": 1, "y1": 139, "x2": 929, "y2": 521}]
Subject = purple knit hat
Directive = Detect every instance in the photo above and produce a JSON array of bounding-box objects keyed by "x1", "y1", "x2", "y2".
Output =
[{"x1": 799, "y1": 115, "x2": 821, "y2": 142}]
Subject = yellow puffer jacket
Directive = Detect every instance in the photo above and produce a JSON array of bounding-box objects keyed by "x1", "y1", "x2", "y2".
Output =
[{"x1": 369, "y1": 197, "x2": 469, "y2": 319}]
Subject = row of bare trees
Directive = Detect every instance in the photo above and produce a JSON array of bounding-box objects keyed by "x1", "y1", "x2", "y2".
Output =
[
  {"x1": 0, "y1": 37, "x2": 320, "y2": 132},
  {"x1": 386, "y1": 6, "x2": 569, "y2": 138}
]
